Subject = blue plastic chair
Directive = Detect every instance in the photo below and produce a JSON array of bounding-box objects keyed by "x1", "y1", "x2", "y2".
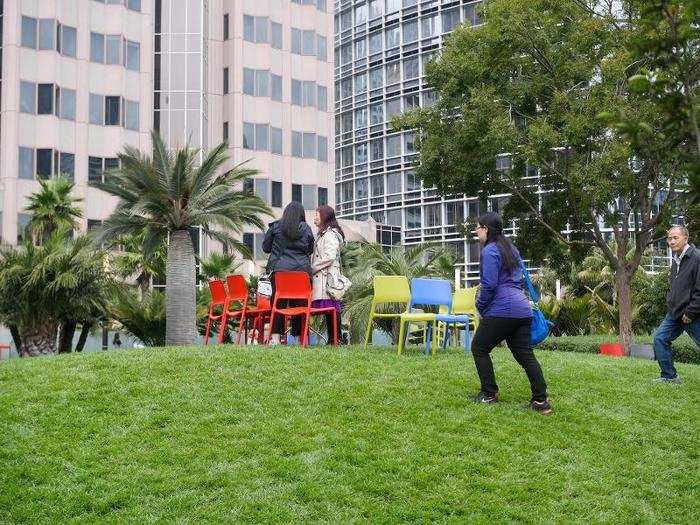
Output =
[
  {"x1": 436, "y1": 289, "x2": 476, "y2": 354},
  {"x1": 398, "y1": 278, "x2": 453, "y2": 356}
]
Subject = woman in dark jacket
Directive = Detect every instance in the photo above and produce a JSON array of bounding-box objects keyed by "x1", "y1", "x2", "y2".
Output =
[
  {"x1": 471, "y1": 212, "x2": 552, "y2": 414},
  {"x1": 262, "y1": 202, "x2": 314, "y2": 344}
]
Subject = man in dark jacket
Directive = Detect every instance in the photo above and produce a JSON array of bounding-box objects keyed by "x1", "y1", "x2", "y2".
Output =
[{"x1": 653, "y1": 226, "x2": 700, "y2": 383}]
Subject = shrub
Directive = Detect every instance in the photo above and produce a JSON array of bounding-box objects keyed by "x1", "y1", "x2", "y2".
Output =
[{"x1": 537, "y1": 335, "x2": 699, "y2": 364}]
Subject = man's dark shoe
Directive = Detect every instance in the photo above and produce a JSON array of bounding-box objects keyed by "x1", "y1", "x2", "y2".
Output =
[
  {"x1": 530, "y1": 399, "x2": 553, "y2": 415},
  {"x1": 472, "y1": 392, "x2": 498, "y2": 404}
]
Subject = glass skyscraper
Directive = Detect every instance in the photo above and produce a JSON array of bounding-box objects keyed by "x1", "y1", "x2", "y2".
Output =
[{"x1": 333, "y1": 0, "x2": 486, "y2": 283}]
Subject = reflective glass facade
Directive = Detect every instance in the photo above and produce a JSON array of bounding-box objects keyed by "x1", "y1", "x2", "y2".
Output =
[{"x1": 334, "y1": 0, "x2": 486, "y2": 282}]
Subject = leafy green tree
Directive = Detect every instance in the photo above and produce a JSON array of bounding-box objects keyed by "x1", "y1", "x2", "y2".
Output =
[
  {"x1": 24, "y1": 176, "x2": 83, "y2": 243},
  {"x1": 396, "y1": 0, "x2": 697, "y2": 352},
  {"x1": 93, "y1": 133, "x2": 272, "y2": 346},
  {"x1": 0, "y1": 232, "x2": 113, "y2": 356}
]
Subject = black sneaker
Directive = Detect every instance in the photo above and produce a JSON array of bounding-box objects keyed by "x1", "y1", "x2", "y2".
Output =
[
  {"x1": 652, "y1": 376, "x2": 682, "y2": 384},
  {"x1": 530, "y1": 399, "x2": 553, "y2": 415},
  {"x1": 472, "y1": 392, "x2": 499, "y2": 404}
]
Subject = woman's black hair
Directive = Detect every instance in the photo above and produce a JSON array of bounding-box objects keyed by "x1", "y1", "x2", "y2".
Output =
[
  {"x1": 477, "y1": 212, "x2": 519, "y2": 272},
  {"x1": 280, "y1": 201, "x2": 306, "y2": 240}
]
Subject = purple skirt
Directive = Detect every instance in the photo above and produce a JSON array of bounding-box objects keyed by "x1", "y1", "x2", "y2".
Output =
[{"x1": 312, "y1": 299, "x2": 342, "y2": 314}]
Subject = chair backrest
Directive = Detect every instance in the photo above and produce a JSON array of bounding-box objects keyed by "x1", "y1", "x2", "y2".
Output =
[
  {"x1": 372, "y1": 276, "x2": 410, "y2": 305},
  {"x1": 225, "y1": 275, "x2": 249, "y2": 303},
  {"x1": 452, "y1": 287, "x2": 478, "y2": 315},
  {"x1": 410, "y1": 278, "x2": 452, "y2": 311},
  {"x1": 273, "y1": 271, "x2": 312, "y2": 302},
  {"x1": 208, "y1": 280, "x2": 227, "y2": 306}
]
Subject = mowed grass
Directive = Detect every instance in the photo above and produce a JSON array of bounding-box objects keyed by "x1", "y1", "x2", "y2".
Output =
[{"x1": 1, "y1": 344, "x2": 698, "y2": 523}]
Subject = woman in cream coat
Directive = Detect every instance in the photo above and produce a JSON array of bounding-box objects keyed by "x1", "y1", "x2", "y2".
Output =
[{"x1": 312, "y1": 205, "x2": 345, "y2": 344}]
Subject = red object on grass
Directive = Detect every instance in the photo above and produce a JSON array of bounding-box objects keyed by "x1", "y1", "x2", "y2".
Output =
[
  {"x1": 599, "y1": 343, "x2": 625, "y2": 357},
  {"x1": 218, "y1": 275, "x2": 250, "y2": 344},
  {"x1": 204, "y1": 279, "x2": 227, "y2": 345},
  {"x1": 265, "y1": 271, "x2": 338, "y2": 346}
]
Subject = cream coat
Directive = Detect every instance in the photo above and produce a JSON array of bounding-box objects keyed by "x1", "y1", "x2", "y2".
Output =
[{"x1": 312, "y1": 228, "x2": 343, "y2": 301}]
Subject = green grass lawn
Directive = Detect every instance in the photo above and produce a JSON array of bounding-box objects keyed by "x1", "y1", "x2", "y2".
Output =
[{"x1": 1, "y1": 345, "x2": 698, "y2": 523}]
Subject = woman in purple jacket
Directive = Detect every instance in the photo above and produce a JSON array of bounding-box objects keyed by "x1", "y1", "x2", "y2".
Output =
[{"x1": 472, "y1": 212, "x2": 552, "y2": 414}]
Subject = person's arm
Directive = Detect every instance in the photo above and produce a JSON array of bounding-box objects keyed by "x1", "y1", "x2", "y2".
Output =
[
  {"x1": 262, "y1": 226, "x2": 274, "y2": 254},
  {"x1": 312, "y1": 231, "x2": 341, "y2": 273},
  {"x1": 476, "y1": 247, "x2": 499, "y2": 313},
  {"x1": 683, "y1": 254, "x2": 700, "y2": 321},
  {"x1": 303, "y1": 223, "x2": 315, "y2": 255}
]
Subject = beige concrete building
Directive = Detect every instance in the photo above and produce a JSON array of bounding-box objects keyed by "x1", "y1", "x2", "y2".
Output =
[
  {"x1": 0, "y1": 0, "x2": 153, "y2": 244},
  {"x1": 0, "y1": 0, "x2": 340, "y2": 262}
]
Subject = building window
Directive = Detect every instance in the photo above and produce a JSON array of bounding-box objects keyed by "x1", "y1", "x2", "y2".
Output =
[
  {"x1": 223, "y1": 67, "x2": 229, "y2": 94},
  {"x1": 18, "y1": 147, "x2": 75, "y2": 181},
  {"x1": 255, "y1": 17, "x2": 269, "y2": 43},
  {"x1": 272, "y1": 181, "x2": 283, "y2": 208},
  {"x1": 303, "y1": 81, "x2": 316, "y2": 107},
  {"x1": 255, "y1": 124, "x2": 269, "y2": 151},
  {"x1": 291, "y1": 131, "x2": 303, "y2": 157},
  {"x1": 105, "y1": 96, "x2": 121, "y2": 125},
  {"x1": 21, "y1": 17, "x2": 76, "y2": 57},
  {"x1": 243, "y1": 68, "x2": 255, "y2": 95},
  {"x1": 125, "y1": 40, "x2": 140, "y2": 71},
  {"x1": 124, "y1": 100, "x2": 139, "y2": 130},
  {"x1": 21, "y1": 17, "x2": 38, "y2": 48},
  {"x1": 302, "y1": 185, "x2": 317, "y2": 210},
  {"x1": 442, "y1": 8, "x2": 460, "y2": 33},
  {"x1": 57, "y1": 87, "x2": 76, "y2": 120},
  {"x1": 271, "y1": 127, "x2": 283, "y2": 155},
  {"x1": 271, "y1": 74, "x2": 283, "y2": 101},
  {"x1": 255, "y1": 70, "x2": 269, "y2": 97},
  {"x1": 89, "y1": 93, "x2": 104, "y2": 124},
  {"x1": 318, "y1": 187, "x2": 328, "y2": 206},
  {"x1": 243, "y1": 122, "x2": 254, "y2": 150},
  {"x1": 18, "y1": 147, "x2": 35, "y2": 180},
  {"x1": 106, "y1": 35, "x2": 121, "y2": 64},
  {"x1": 302, "y1": 132, "x2": 316, "y2": 159},
  {"x1": 223, "y1": 13, "x2": 229, "y2": 40},
  {"x1": 243, "y1": 15, "x2": 255, "y2": 41},
  {"x1": 302, "y1": 30, "x2": 315, "y2": 55},
  {"x1": 271, "y1": 22, "x2": 283, "y2": 49},
  {"x1": 292, "y1": 183, "x2": 302, "y2": 203},
  {"x1": 317, "y1": 35, "x2": 327, "y2": 61},
  {"x1": 291, "y1": 28, "x2": 301, "y2": 54},
  {"x1": 37, "y1": 84, "x2": 54, "y2": 114},
  {"x1": 291, "y1": 79, "x2": 302, "y2": 106},
  {"x1": 317, "y1": 136, "x2": 328, "y2": 162},
  {"x1": 90, "y1": 32, "x2": 105, "y2": 62},
  {"x1": 223, "y1": 121, "x2": 229, "y2": 142}
]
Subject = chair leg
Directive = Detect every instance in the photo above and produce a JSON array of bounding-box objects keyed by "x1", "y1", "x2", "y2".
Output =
[
  {"x1": 397, "y1": 319, "x2": 407, "y2": 356},
  {"x1": 442, "y1": 323, "x2": 449, "y2": 350},
  {"x1": 204, "y1": 311, "x2": 212, "y2": 345},
  {"x1": 463, "y1": 326, "x2": 471, "y2": 355},
  {"x1": 363, "y1": 310, "x2": 375, "y2": 348},
  {"x1": 332, "y1": 310, "x2": 338, "y2": 345},
  {"x1": 235, "y1": 314, "x2": 245, "y2": 345},
  {"x1": 217, "y1": 310, "x2": 228, "y2": 344},
  {"x1": 301, "y1": 313, "x2": 311, "y2": 347},
  {"x1": 265, "y1": 311, "x2": 277, "y2": 344}
]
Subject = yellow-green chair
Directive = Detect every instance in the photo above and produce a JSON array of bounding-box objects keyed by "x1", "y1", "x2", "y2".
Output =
[
  {"x1": 437, "y1": 287, "x2": 479, "y2": 349},
  {"x1": 363, "y1": 276, "x2": 411, "y2": 348}
]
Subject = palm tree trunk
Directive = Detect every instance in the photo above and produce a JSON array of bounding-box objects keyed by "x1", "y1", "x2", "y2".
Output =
[
  {"x1": 75, "y1": 322, "x2": 92, "y2": 352},
  {"x1": 165, "y1": 229, "x2": 197, "y2": 346},
  {"x1": 9, "y1": 325, "x2": 22, "y2": 354},
  {"x1": 20, "y1": 323, "x2": 58, "y2": 357},
  {"x1": 58, "y1": 320, "x2": 77, "y2": 353}
]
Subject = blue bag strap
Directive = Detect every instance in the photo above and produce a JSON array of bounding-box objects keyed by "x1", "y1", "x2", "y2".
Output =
[{"x1": 519, "y1": 259, "x2": 540, "y2": 303}]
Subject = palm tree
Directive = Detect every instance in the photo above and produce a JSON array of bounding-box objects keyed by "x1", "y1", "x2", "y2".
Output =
[
  {"x1": 110, "y1": 289, "x2": 167, "y2": 347},
  {"x1": 0, "y1": 231, "x2": 113, "y2": 356},
  {"x1": 93, "y1": 133, "x2": 272, "y2": 346},
  {"x1": 198, "y1": 252, "x2": 243, "y2": 283},
  {"x1": 343, "y1": 243, "x2": 453, "y2": 343},
  {"x1": 24, "y1": 176, "x2": 83, "y2": 243}
]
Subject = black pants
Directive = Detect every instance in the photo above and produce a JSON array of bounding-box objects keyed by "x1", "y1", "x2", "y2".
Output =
[{"x1": 471, "y1": 317, "x2": 548, "y2": 402}]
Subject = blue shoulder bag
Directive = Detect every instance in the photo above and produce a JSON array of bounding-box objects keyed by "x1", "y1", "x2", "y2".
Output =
[{"x1": 520, "y1": 261, "x2": 554, "y2": 346}]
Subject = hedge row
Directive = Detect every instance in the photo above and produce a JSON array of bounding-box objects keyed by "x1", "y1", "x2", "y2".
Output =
[{"x1": 536, "y1": 335, "x2": 699, "y2": 364}]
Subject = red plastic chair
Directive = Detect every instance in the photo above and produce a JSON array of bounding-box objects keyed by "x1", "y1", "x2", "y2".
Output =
[
  {"x1": 265, "y1": 271, "x2": 338, "y2": 346},
  {"x1": 240, "y1": 293, "x2": 271, "y2": 343},
  {"x1": 204, "y1": 280, "x2": 227, "y2": 345},
  {"x1": 218, "y1": 275, "x2": 250, "y2": 344}
]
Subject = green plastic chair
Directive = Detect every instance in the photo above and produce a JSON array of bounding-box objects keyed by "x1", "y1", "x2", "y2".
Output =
[
  {"x1": 363, "y1": 276, "x2": 411, "y2": 348},
  {"x1": 437, "y1": 287, "x2": 479, "y2": 348}
]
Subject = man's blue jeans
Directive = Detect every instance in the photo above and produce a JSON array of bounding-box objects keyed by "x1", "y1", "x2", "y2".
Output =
[{"x1": 653, "y1": 314, "x2": 700, "y2": 378}]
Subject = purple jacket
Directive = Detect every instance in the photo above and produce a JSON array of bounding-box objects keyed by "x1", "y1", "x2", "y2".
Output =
[{"x1": 476, "y1": 243, "x2": 532, "y2": 318}]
